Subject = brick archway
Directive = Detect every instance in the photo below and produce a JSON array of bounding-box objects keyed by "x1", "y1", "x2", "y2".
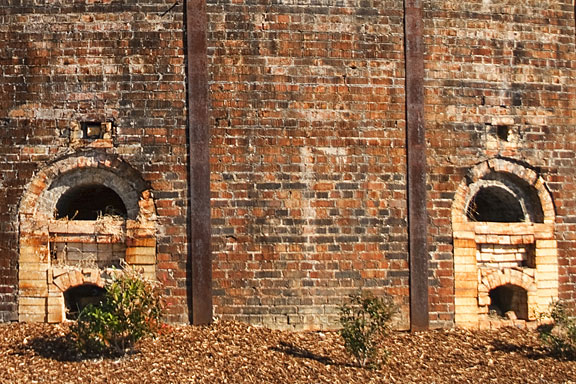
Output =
[
  {"x1": 478, "y1": 268, "x2": 537, "y2": 320},
  {"x1": 452, "y1": 158, "x2": 557, "y2": 328},
  {"x1": 18, "y1": 152, "x2": 157, "y2": 322},
  {"x1": 452, "y1": 158, "x2": 555, "y2": 224}
]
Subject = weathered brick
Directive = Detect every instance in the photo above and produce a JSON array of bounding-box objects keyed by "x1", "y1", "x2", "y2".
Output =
[{"x1": 1, "y1": 0, "x2": 575, "y2": 330}]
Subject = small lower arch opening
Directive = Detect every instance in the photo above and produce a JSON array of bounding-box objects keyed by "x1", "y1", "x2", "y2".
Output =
[
  {"x1": 488, "y1": 284, "x2": 528, "y2": 320},
  {"x1": 64, "y1": 284, "x2": 106, "y2": 320}
]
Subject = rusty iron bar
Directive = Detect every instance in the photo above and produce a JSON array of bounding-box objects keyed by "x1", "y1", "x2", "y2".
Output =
[
  {"x1": 185, "y1": 0, "x2": 212, "y2": 325},
  {"x1": 404, "y1": 0, "x2": 429, "y2": 331}
]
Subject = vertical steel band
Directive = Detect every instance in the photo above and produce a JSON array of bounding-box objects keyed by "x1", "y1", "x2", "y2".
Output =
[
  {"x1": 186, "y1": 0, "x2": 212, "y2": 325},
  {"x1": 404, "y1": 0, "x2": 429, "y2": 331}
]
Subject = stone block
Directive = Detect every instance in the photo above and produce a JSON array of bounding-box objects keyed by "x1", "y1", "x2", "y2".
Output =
[
  {"x1": 19, "y1": 262, "x2": 49, "y2": 272},
  {"x1": 454, "y1": 262, "x2": 476, "y2": 272},
  {"x1": 19, "y1": 282, "x2": 48, "y2": 296},
  {"x1": 536, "y1": 239, "x2": 557, "y2": 249},
  {"x1": 137, "y1": 265, "x2": 156, "y2": 280},
  {"x1": 19, "y1": 296, "x2": 46, "y2": 306},
  {"x1": 19, "y1": 313, "x2": 47, "y2": 323},
  {"x1": 454, "y1": 273, "x2": 477, "y2": 287},
  {"x1": 536, "y1": 263, "x2": 558, "y2": 273},
  {"x1": 454, "y1": 247, "x2": 476, "y2": 257},
  {"x1": 126, "y1": 237, "x2": 156, "y2": 247},
  {"x1": 453, "y1": 238, "x2": 476, "y2": 248},
  {"x1": 19, "y1": 247, "x2": 42, "y2": 263},
  {"x1": 536, "y1": 279, "x2": 559, "y2": 290},
  {"x1": 478, "y1": 294, "x2": 491, "y2": 306},
  {"x1": 53, "y1": 273, "x2": 71, "y2": 292},
  {"x1": 48, "y1": 220, "x2": 69, "y2": 233},
  {"x1": 454, "y1": 231, "x2": 475, "y2": 240},
  {"x1": 455, "y1": 297, "x2": 477, "y2": 307},
  {"x1": 126, "y1": 246, "x2": 156, "y2": 256},
  {"x1": 533, "y1": 225, "x2": 554, "y2": 239},
  {"x1": 18, "y1": 270, "x2": 46, "y2": 281},
  {"x1": 455, "y1": 312, "x2": 479, "y2": 324},
  {"x1": 65, "y1": 222, "x2": 97, "y2": 234}
]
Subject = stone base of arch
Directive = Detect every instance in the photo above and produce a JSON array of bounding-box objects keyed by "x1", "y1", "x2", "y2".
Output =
[
  {"x1": 19, "y1": 217, "x2": 157, "y2": 323},
  {"x1": 453, "y1": 221, "x2": 558, "y2": 329}
]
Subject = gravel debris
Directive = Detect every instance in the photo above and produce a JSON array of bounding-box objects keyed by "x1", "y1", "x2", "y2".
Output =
[{"x1": 0, "y1": 320, "x2": 574, "y2": 383}]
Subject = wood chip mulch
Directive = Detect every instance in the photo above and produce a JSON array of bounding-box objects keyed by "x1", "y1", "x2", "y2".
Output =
[{"x1": 0, "y1": 320, "x2": 575, "y2": 383}]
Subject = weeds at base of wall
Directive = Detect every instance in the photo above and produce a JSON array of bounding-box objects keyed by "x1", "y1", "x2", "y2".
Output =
[
  {"x1": 70, "y1": 266, "x2": 164, "y2": 356},
  {"x1": 339, "y1": 291, "x2": 398, "y2": 368},
  {"x1": 537, "y1": 301, "x2": 576, "y2": 360}
]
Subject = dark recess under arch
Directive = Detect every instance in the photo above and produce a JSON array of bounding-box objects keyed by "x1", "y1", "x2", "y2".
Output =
[
  {"x1": 467, "y1": 186, "x2": 525, "y2": 222},
  {"x1": 489, "y1": 284, "x2": 528, "y2": 320},
  {"x1": 64, "y1": 284, "x2": 106, "y2": 320},
  {"x1": 55, "y1": 184, "x2": 127, "y2": 220}
]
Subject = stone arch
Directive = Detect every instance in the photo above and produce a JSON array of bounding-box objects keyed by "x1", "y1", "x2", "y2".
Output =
[
  {"x1": 18, "y1": 152, "x2": 157, "y2": 323},
  {"x1": 479, "y1": 268, "x2": 537, "y2": 297},
  {"x1": 452, "y1": 158, "x2": 555, "y2": 225},
  {"x1": 19, "y1": 152, "x2": 150, "y2": 221},
  {"x1": 478, "y1": 269, "x2": 537, "y2": 321},
  {"x1": 52, "y1": 268, "x2": 105, "y2": 293}
]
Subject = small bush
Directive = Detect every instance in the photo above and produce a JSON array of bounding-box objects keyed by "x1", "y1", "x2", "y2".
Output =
[
  {"x1": 339, "y1": 291, "x2": 397, "y2": 368},
  {"x1": 538, "y1": 301, "x2": 576, "y2": 359},
  {"x1": 70, "y1": 267, "x2": 164, "y2": 356}
]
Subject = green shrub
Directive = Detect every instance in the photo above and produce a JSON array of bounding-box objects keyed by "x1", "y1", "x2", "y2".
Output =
[
  {"x1": 538, "y1": 301, "x2": 576, "y2": 359},
  {"x1": 70, "y1": 267, "x2": 164, "y2": 356},
  {"x1": 339, "y1": 291, "x2": 397, "y2": 368}
]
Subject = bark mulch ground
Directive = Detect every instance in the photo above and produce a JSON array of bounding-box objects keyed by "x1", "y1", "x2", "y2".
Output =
[{"x1": 0, "y1": 320, "x2": 574, "y2": 383}]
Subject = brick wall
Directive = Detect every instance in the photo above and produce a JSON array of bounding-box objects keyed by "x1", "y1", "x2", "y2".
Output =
[
  {"x1": 425, "y1": 0, "x2": 576, "y2": 326},
  {"x1": 0, "y1": 1, "x2": 190, "y2": 323},
  {"x1": 207, "y1": 0, "x2": 410, "y2": 329},
  {"x1": 1, "y1": 0, "x2": 575, "y2": 329}
]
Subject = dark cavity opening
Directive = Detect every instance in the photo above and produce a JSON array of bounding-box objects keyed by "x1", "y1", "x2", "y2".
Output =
[
  {"x1": 496, "y1": 125, "x2": 510, "y2": 141},
  {"x1": 64, "y1": 284, "x2": 106, "y2": 320},
  {"x1": 467, "y1": 186, "x2": 524, "y2": 222},
  {"x1": 56, "y1": 184, "x2": 127, "y2": 220},
  {"x1": 489, "y1": 284, "x2": 528, "y2": 320},
  {"x1": 81, "y1": 122, "x2": 105, "y2": 139}
]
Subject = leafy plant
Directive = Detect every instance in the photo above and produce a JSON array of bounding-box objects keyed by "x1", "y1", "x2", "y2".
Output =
[
  {"x1": 339, "y1": 291, "x2": 397, "y2": 368},
  {"x1": 70, "y1": 267, "x2": 164, "y2": 356},
  {"x1": 538, "y1": 300, "x2": 576, "y2": 359}
]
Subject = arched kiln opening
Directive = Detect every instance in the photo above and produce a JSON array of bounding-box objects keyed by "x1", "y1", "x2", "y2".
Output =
[
  {"x1": 465, "y1": 172, "x2": 544, "y2": 223},
  {"x1": 467, "y1": 186, "x2": 524, "y2": 222},
  {"x1": 56, "y1": 184, "x2": 127, "y2": 220},
  {"x1": 488, "y1": 284, "x2": 528, "y2": 321},
  {"x1": 18, "y1": 154, "x2": 157, "y2": 323},
  {"x1": 64, "y1": 284, "x2": 106, "y2": 320},
  {"x1": 452, "y1": 158, "x2": 557, "y2": 329}
]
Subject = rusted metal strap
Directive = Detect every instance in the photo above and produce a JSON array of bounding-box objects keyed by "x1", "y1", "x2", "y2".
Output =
[
  {"x1": 404, "y1": 0, "x2": 429, "y2": 331},
  {"x1": 186, "y1": 0, "x2": 212, "y2": 325}
]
